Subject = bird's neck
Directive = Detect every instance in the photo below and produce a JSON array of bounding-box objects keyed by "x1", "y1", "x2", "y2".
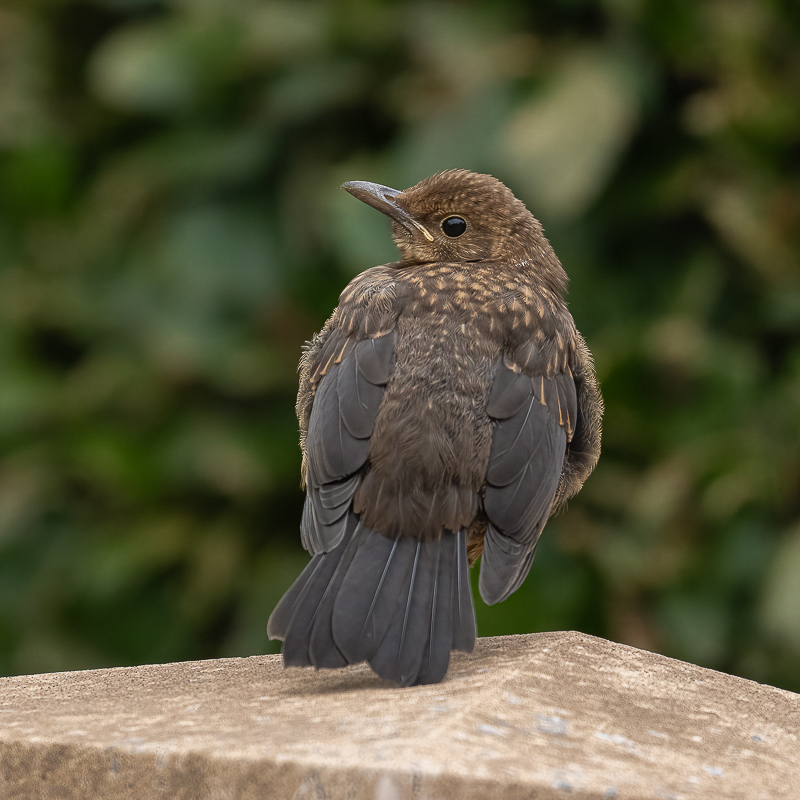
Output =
[{"x1": 394, "y1": 258, "x2": 568, "y2": 309}]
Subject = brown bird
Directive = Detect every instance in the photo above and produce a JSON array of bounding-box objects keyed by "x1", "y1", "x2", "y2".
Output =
[{"x1": 268, "y1": 170, "x2": 602, "y2": 686}]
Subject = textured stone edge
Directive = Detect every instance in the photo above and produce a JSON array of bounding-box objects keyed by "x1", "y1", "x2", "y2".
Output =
[{"x1": 0, "y1": 737, "x2": 626, "y2": 800}]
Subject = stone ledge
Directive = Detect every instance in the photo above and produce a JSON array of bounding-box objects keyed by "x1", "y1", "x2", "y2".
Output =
[{"x1": 1, "y1": 632, "x2": 798, "y2": 799}]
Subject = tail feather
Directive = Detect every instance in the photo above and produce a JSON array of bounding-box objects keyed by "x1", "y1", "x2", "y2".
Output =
[
  {"x1": 279, "y1": 543, "x2": 349, "y2": 667},
  {"x1": 368, "y1": 539, "x2": 437, "y2": 687},
  {"x1": 451, "y1": 529, "x2": 478, "y2": 652},
  {"x1": 332, "y1": 533, "x2": 416, "y2": 664},
  {"x1": 409, "y1": 533, "x2": 454, "y2": 685},
  {"x1": 268, "y1": 514, "x2": 476, "y2": 686},
  {"x1": 308, "y1": 516, "x2": 365, "y2": 668},
  {"x1": 266, "y1": 552, "x2": 326, "y2": 642}
]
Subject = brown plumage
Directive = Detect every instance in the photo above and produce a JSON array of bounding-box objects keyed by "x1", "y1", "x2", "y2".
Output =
[{"x1": 267, "y1": 170, "x2": 603, "y2": 686}]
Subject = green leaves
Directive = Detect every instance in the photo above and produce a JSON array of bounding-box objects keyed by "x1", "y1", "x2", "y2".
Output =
[{"x1": 503, "y1": 48, "x2": 642, "y2": 220}]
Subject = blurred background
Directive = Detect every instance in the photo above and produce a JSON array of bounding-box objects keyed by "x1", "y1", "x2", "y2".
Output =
[{"x1": 1, "y1": 0, "x2": 799, "y2": 692}]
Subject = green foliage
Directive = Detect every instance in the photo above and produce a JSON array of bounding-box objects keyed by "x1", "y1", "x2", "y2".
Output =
[{"x1": 1, "y1": 0, "x2": 799, "y2": 691}]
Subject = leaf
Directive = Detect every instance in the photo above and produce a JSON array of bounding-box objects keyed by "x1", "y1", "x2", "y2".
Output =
[
  {"x1": 501, "y1": 48, "x2": 641, "y2": 220},
  {"x1": 761, "y1": 524, "x2": 800, "y2": 654}
]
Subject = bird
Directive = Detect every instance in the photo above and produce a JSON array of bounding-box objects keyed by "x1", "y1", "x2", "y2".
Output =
[{"x1": 267, "y1": 169, "x2": 602, "y2": 687}]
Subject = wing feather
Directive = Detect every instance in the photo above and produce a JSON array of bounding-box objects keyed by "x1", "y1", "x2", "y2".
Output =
[
  {"x1": 480, "y1": 359, "x2": 573, "y2": 604},
  {"x1": 302, "y1": 331, "x2": 396, "y2": 554}
]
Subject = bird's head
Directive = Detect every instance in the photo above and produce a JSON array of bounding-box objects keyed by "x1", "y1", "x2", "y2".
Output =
[{"x1": 342, "y1": 170, "x2": 566, "y2": 290}]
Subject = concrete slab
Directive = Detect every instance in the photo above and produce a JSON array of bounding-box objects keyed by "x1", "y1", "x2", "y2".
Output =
[{"x1": 0, "y1": 632, "x2": 798, "y2": 799}]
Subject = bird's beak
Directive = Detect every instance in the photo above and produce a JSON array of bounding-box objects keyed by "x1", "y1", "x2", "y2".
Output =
[{"x1": 341, "y1": 180, "x2": 434, "y2": 242}]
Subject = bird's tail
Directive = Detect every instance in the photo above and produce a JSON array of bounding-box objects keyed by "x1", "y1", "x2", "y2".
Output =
[{"x1": 267, "y1": 513, "x2": 477, "y2": 687}]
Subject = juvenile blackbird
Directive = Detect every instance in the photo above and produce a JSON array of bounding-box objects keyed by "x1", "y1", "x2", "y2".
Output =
[{"x1": 268, "y1": 169, "x2": 602, "y2": 686}]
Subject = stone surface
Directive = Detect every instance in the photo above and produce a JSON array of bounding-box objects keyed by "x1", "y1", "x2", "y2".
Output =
[{"x1": 0, "y1": 632, "x2": 798, "y2": 799}]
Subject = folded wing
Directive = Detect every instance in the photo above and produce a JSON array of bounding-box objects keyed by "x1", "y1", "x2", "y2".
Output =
[
  {"x1": 301, "y1": 331, "x2": 396, "y2": 553},
  {"x1": 479, "y1": 359, "x2": 576, "y2": 604}
]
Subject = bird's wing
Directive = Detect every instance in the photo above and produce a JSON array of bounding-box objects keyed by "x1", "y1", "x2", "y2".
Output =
[
  {"x1": 297, "y1": 271, "x2": 406, "y2": 555},
  {"x1": 300, "y1": 330, "x2": 396, "y2": 554},
  {"x1": 554, "y1": 330, "x2": 603, "y2": 508},
  {"x1": 479, "y1": 358, "x2": 577, "y2": 604}
]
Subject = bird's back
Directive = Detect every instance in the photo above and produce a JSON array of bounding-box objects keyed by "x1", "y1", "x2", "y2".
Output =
[{"x1": 353, "y1": 262, "x2": 501, "y2": 541}]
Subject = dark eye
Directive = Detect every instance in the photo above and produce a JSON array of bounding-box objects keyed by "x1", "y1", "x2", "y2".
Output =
[{"x1": 441, "y1": 216, "x2": 467, "y2": 237}]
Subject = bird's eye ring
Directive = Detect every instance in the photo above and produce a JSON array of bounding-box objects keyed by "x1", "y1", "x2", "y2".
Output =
[{"x1": 441, "y1": 216, "x2": 467, "y2": 237}]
